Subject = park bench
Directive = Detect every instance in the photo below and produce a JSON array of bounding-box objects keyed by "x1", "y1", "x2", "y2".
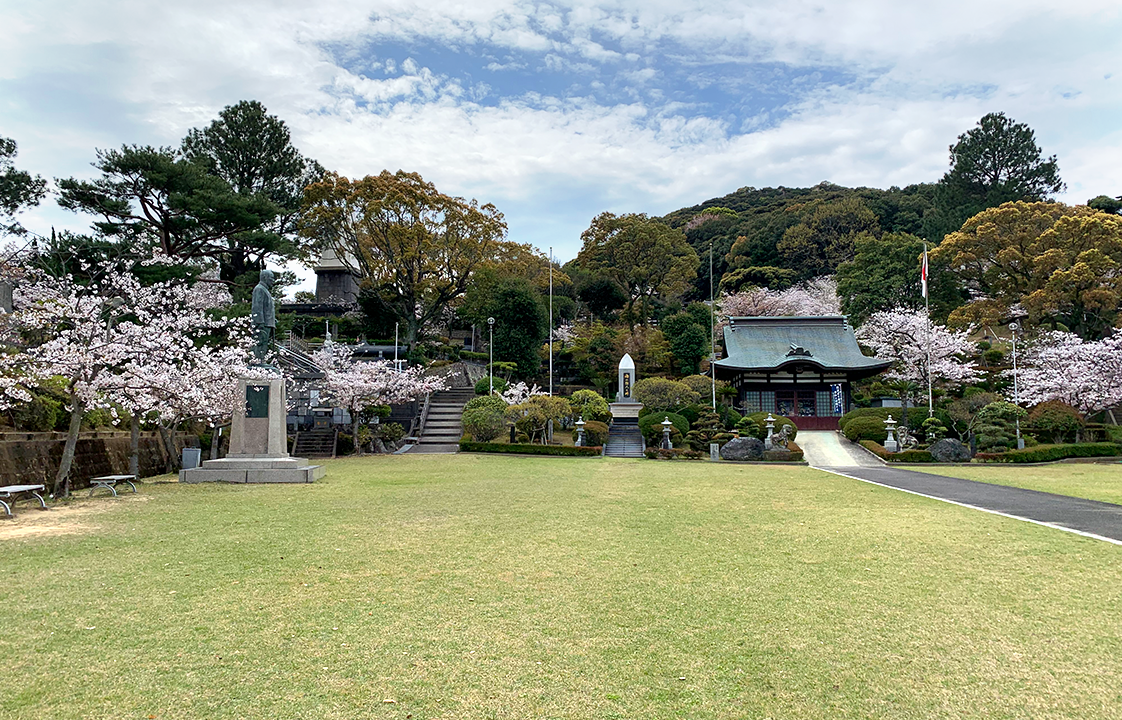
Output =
[
  {"x1": 0, "y1": 484, "x2": 47, "y2": 517},
  {"x1": 89, "y1": 474, "x2": 138, "y2": 498}
]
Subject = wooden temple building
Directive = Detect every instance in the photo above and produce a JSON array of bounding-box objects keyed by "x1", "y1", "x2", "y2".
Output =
[{"x1": 713, "y1": 316, "x2": 892, "y2": 430}]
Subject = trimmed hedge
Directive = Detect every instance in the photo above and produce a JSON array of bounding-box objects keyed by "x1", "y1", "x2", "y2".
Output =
[
  {"x1": 840, "y1": 406, "x2": 953, "y2": 436},
  {"x1": 860, "y1": 440, "x2": 935, "y2": 463},
  {"x1": 644, "y1": 447, "x2": 706, "y2": 460},
  {"x1": 459, "y1": 441, "x2": 603, "y2": 456},
  {"x1": 974, "y1": 442, "x2": 1122, "y2": 464},
  {"x1": 844, "y1": 416, "x2": 888, "y2": 443}
]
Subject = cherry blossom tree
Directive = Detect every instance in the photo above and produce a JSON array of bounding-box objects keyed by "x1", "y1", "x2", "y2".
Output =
[
  {"x1": 0, "y1": 266, "x2": 244, "y2": 493},
  {"x1": 312, "y1": 343, "x2": 446, "y2": 452},
  {"x1": 856, "y1": 308, "x2": 981, "y2": 408},
  {"x1": 1015, "y1": 331, "x2": 1122, "y2": 421},
  {"x1": 500, "y1": 381, "x2": 545, "y2": 405},
  {"x1": 719, "y1": 276, "x2": 841, "y2": 325}
]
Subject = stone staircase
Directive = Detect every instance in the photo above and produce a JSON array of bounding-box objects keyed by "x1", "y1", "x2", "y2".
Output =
[
  {"x1": 603, "y1": 419, "x2": 645, "y2": 458},
  {"x1": 409, "y1": 388, "x2": 477, "y2": 454},
  {"x1": 292, "y1": 429, "x2": 336, "y2": 458}
]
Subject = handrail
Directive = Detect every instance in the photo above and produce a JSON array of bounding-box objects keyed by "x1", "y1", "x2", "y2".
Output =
[{"x1": 412, "y1": 392, "x2": 433, "y2": 443}]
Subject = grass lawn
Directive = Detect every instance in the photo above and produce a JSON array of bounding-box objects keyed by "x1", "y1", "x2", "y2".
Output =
[
  {"x1": 2, "y1": 455, "x2": 1120, "y2": 719},
  {"x1": 910, "y1": 462, "x2": 1122, "y2": 505}
]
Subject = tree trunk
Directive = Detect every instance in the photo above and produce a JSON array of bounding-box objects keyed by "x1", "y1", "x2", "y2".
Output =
[
  {"x1": 129, "y1": 413, "x2": 140, "y2": 478},
  {"x1": 352, "y1": 414, "x2": 362, "y2": 455},
  {"x1": 54, "y1": 401, "x2": 84, "y2": 497},
  {"x1": 157, "y1": 422, "x2": 180, "y2": 473}
]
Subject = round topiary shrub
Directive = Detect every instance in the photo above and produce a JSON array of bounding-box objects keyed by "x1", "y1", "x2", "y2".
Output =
[
  {"x1": 573, "y1": 419, "x2": 609, "y2": 446},
  {"x1": 638, "y1": 412, "x2": 690, "y2": 446},
  {"x1": 462, "y1": 404, "x2": 506, "y2": 442},
  {"x1": 1028, "y1": 400, "x2": 1084, "y2": 444},
  {"x1": 736, "y1": 412, "x2": 798, "y2": 442},
  {"x1": 464, "y1": 395, "x2": 508, "y2": 413},
  {"x1": 843, "y1": 416, "x2": 888, "y2": 443},
  {"x1": 474, "y1": 376, "x2": 508, "y2": 396},
  {"x1": 568, "y1": 389, "x2": 611, "y2": 423}
]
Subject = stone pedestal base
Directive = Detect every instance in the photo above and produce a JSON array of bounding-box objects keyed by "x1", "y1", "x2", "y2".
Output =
[
  {"x1": 609, "y1": 401, "x2": 643, "y2": 422},
  {"x1": 180, "y1": 456, "x2": 325, "y2": 484}
]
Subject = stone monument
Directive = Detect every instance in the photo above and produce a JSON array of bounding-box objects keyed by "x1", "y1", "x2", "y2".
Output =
[
  {"x1": 603, "y1": 354, "x2": 646, "y2": 457},
  {"x1": 181, "y1": 269, "x2": 324, "y2": 484}
]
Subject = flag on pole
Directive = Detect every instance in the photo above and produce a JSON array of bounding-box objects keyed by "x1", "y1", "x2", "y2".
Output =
[{"x1": 921, "y1": 244, "x2": 929, "y2": 298}]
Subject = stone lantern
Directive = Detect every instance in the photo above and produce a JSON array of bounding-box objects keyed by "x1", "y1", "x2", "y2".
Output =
[
  {"x1": 661, "y1": 416, "x2": 673, "y2": 450},
  {"x1": 764, "y1": 413, "x2": 776, "y2": 450},
  {"x1": 575, "y1": 416, "x2": 586, "y2": 447},
  {"x1": 884, "y1": 414, "x2": 899, "y2": 453}
]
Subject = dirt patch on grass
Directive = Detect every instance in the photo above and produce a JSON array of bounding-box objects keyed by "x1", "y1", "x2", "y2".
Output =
[{"x1": 0, "y1": 494, "x2": 150, "y2": 540}]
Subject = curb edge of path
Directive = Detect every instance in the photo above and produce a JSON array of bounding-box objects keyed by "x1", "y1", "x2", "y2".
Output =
[{"x1": 815, "y1": 466, "x2": 1122, "y2": 547}]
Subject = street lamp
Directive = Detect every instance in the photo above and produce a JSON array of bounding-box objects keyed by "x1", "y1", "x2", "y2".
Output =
[
  {"x1": 1010, "y1": 322, "x2": 1024, "y2": 450},
  {"x1": 488, "y1": 316, "x2": 495, "y2": 394}
]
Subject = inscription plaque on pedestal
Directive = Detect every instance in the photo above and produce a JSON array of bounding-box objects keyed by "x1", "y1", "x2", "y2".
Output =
[{"x1": 246, "y1": 384, "x2": 270, "y2": 418}]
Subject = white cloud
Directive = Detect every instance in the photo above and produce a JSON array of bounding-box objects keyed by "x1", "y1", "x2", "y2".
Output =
[{"x1": 1, "y1": 0, "x2": 1120, "y2": 273}]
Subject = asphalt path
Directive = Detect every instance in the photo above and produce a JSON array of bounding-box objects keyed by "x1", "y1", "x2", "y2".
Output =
[{"x1": 819, "y1": 464, "x2": 1122, "y2": 545}]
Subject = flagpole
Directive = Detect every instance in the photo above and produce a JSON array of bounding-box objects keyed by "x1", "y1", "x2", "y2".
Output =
[
  {"x1": 924, "y1": 243, "x2": 933, "y2": 418},
  {"x1": 548, "y1": 246, "x2": 553, "y2": 398}
]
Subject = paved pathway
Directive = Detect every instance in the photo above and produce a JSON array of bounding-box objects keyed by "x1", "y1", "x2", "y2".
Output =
[{"x1": 800, "y1": 431, "x2": 1122, "y2": 544}]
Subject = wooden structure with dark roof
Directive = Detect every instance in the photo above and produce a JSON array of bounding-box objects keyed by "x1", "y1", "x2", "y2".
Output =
[{"x1": 714, "y1": 316, "x2": 891, "y2": 430}]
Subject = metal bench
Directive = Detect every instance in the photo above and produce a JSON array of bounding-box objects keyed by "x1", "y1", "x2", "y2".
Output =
[
  {"x1": 89, "y1": 474, "x2": 138, "y2": 498},
  {"x1": 0, "y1": 484, "x2": 47, "y2": 517}
]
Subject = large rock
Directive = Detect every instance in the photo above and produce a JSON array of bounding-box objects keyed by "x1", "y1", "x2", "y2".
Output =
[
  {"x1": 929, "y1": 438, "x2": 971, "y2": 463},
  {"x1": 719, "y1": 437, "x2": 765, "y2": 461}
]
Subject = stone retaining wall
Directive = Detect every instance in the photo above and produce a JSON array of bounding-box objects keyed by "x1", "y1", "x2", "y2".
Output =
[{"x1": 0, "y1": 431, "x2": 192, "y2": 490}]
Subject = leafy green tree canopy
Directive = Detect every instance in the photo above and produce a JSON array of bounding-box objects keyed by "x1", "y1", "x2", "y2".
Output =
[
  {"x1": 1, "y1": 136, "x2": 47, "y2": 236},
  {"x1": 576, "y1": 212, "x2": 698, "y2": 328},
  {"x1": 300, "y1": 170, "x2": 508, "y2": 344},
  {"x1": 836, "y1": 232, "x2": 963, "y2": 325},
  {"x1": 927, "y1": 112, "x2": 1064, "y2": 241},
  {"x1": 181, "y1": 100, "x2": 326, "y2": 283},
  {"x1": 57, "y1": 145, "x2": 276, "y2": 264}
]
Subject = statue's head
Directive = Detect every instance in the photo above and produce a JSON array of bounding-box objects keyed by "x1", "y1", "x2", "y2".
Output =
[{"x1": 259, "y1": 269, "x2": 274, "y2": 288}]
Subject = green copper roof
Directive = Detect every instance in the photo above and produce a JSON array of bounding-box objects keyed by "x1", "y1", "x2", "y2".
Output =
[{"x1": 715, "y1": 316, "x2": 891, "y2": 376}]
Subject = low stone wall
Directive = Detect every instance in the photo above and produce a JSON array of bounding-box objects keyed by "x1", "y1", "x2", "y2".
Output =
[{"x1": 0, "y1": 431, "x2": 192, "y2": 490}]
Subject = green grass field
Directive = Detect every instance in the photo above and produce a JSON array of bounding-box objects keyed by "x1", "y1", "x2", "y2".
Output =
[
  {"x1": 2, "y1": 455, "x2": 1120, "y2": 719},
  {"x1": 911, "y1": 462, "x2": 1122, "y2": 505}
]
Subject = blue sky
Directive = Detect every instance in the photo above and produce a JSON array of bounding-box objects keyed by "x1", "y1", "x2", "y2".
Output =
[{"x1": 2, "y1": 1, "x2": 1121, "y2": 294}]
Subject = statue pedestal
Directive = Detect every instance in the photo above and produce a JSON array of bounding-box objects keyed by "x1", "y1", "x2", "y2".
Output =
[{"x1": 181, "y1": 376, "x2": 325, "y2": 484}]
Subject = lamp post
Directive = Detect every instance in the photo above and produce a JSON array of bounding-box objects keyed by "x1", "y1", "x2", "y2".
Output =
[
  {"x1": 488, "y1": 316, "x2": 495, "y2": 394},
  {"x1": 575, "y1": 416, "x2": 585, "y2": 447},
  {"x1": 1010, "y1": 322, "x2": 1024, "y2": 450}
]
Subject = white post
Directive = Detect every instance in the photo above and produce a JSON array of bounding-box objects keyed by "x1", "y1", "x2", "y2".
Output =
[
  {"x1": 1011, "y1": 322, "x2": 1023, "y2": 450},
  {"x1": 549, "y1": 246, "x2": 553, "y2": 397},
  {"x1": 488, "y1": 317, "x2": 495, "y2": 394},
  {"x1": 710, "y1": 240, "x2": 716, "y2": 410},
  {"x1": 924, "y1": 243, "x2": 933, "y2": 418},
  {"x1": 393, "y1": 321, "x2": 399, "y2": 372}
]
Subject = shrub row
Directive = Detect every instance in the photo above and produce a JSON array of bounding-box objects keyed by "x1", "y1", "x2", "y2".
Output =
[
  {"x1": 859, "y1": 441, "x2": 935, "y2": 463},
  {"x1": 458, "y1": 441, "x2": 603, "y2": 456},
  {"x1": 644, "y1": 448, "x2": 706, "y2": 460},
  {"x1": 974, "y1": 442, "x2": 1122, "y2": 463}
]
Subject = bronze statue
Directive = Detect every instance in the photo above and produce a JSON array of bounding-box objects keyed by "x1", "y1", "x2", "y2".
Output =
[{"x1": 250, "y1": 269, "x2": 276, "y2": 363}]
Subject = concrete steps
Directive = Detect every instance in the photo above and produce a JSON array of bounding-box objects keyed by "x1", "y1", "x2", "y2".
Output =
[
  {"x1": 292, "y1": 429, "x2": 336, "y2": 458},
  {"x1": 412, "y1": 389, "x2": 478, "y2": 453},
  {"x1": 604, "y1": 422, "x2": 645, "y2": 458}
]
